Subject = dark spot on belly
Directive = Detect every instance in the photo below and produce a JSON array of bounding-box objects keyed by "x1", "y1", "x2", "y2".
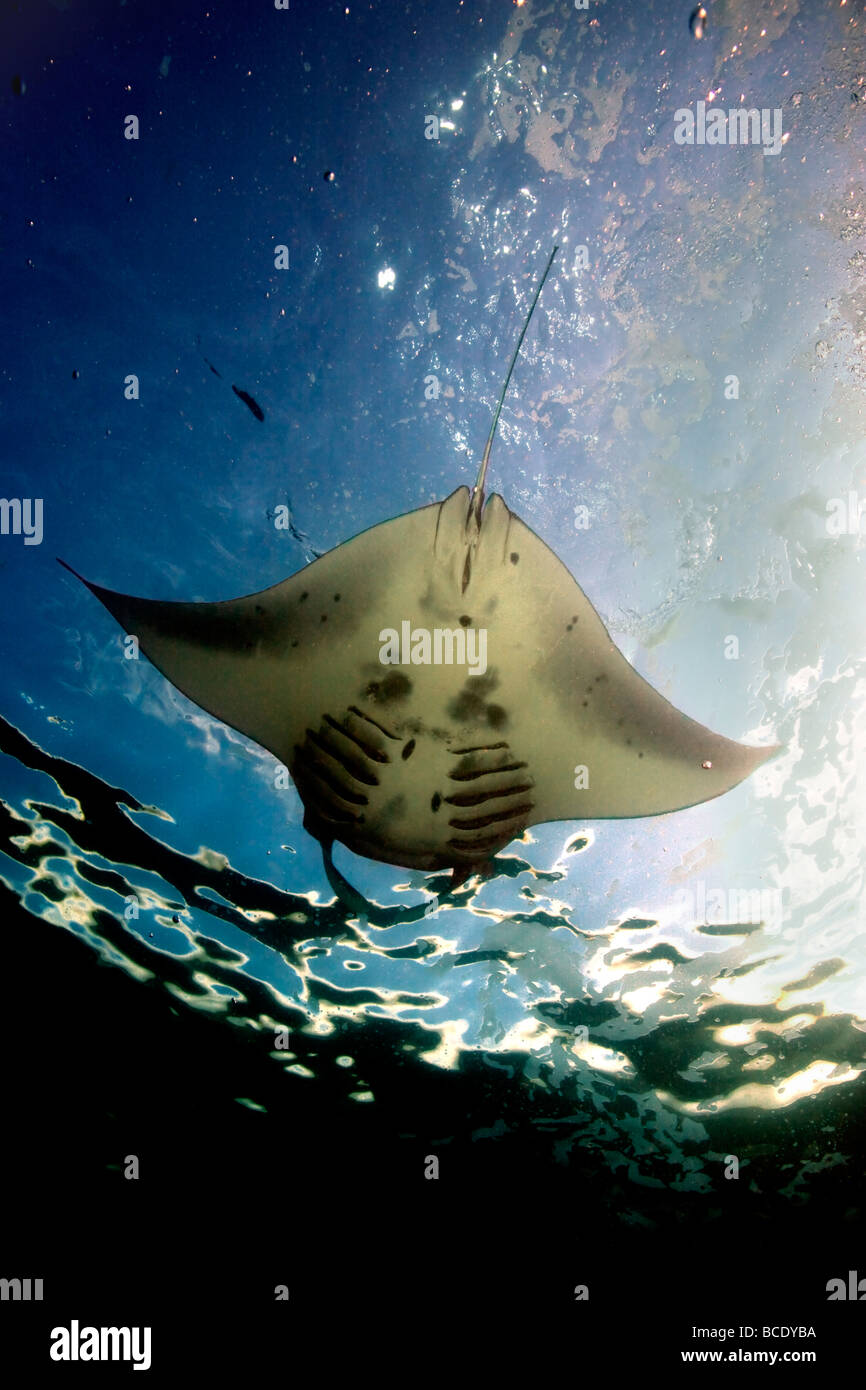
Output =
[
  {"x1": 300, "y1": 592, "x2": 308, "y2": 602},
  {"x1": 510, "y1": 552, "x2": 519, "y2": 564},
  {"x1": 402, "y1": 738, "x2": 416, "y2": 760},
  {"x1": 572, "y1": 615, "x2": 578, "y2": 622},
  {"x1": 334, "y1": 593, "x2": 341, "y2": 601},
  {"x1": 487, "y1": 704, "x2": 506, "y2": 729},
  {"x1": 291, "y1": 639, "x2": 299, "y2": 647},
  {"x1": 382, "y1": 794, "x2": 407, "y2": 821},
  {"x1": 638, "y1": 751, "x2": 644, "y2": 758},
  {"x1": 255, "y1": 604, "x2": 264, "y2": 614},
  {"x1": 582, "y1": 700, "x2": 588, "y2": 707},
  {"x1": 382, "y1": 672, "x2": 411, "y2": 701},
  {"x1": 431, "y1": 792, "x2": 442, "y2": 812},
  {"x1": 320, "y1": 614, "x2": 328, "y2": 622},
  {"x1": 365, "y1": 671, "x2": 412, "y2": 704},
  {"x1": 449, "y1": 688, "x2": 485, "y2": 722},
  {"x1": 459, "y1": 614, "x2": 472, "y2": 627},
  {"x1": 566, "y1": 623, "x2": 573, "y2": 631},
  {"x1": 447, "y1": 671, "x2": 502, "y2": 726}
]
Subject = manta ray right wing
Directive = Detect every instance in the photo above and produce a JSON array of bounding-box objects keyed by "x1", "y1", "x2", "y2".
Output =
[{"x1": 462, "y1": 501, "x2": 777, "y2": 826}]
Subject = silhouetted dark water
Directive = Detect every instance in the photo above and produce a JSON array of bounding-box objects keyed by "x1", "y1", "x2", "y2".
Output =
[{"x1": 3, "y1": 712, "x2": 863, "y2": 1247}]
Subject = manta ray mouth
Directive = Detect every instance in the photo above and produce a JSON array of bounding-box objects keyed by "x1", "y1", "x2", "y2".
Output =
[{"x1": 291, "y1": 707, "x2": 536, "y2": 874}]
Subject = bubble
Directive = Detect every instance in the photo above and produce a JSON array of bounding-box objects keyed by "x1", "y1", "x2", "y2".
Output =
[{"x1": 689, "y1": 6, "x2": 707, "y2": 40}]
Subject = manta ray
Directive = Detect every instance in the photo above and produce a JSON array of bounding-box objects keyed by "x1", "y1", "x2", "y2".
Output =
[{"x1": 61, "y1": 248, "x2": 775, "y2": 891}]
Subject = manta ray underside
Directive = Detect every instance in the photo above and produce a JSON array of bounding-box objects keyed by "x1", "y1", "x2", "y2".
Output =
[{"x1": 62, "y1": 249, "x2": 776, "y2": 890}]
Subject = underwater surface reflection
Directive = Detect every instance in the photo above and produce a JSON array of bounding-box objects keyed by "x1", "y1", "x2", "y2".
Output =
[{"x1": 3, "y1": 709, "x2": 863, "y2": 1224}]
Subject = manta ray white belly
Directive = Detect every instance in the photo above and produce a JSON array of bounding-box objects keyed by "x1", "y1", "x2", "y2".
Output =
[{"x1": 61, "y1": 486, "x2": 773, "y2": 886}]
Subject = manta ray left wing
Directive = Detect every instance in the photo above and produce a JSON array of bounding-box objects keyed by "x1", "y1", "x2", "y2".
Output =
[{"x1": 58, "y1": 500, "x2": 435, "y2": 768}]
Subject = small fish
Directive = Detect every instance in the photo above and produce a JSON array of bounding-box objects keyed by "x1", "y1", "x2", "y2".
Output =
[
  {"x1": 266, "y1": 502, "x2": 316, "y2": 551},
  {"x1": 195, "y1": 336, "x2": 223, "y2": 378},
  {"x1": 232, "y1": 385, "x2": 265, "y2": 422},
  {"x1": 196, "y1": 339, "x2": 264, "y2": 418}
]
